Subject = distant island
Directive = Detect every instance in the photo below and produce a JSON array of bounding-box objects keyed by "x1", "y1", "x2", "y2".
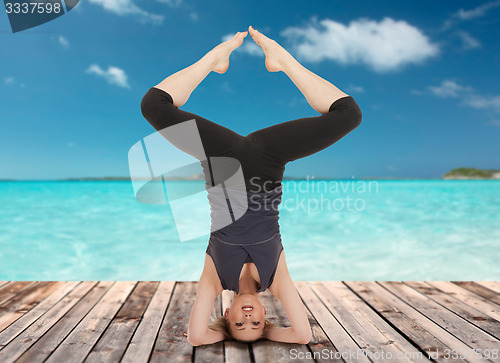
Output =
[
  {"x1": 2, "y1": 169, "x2": 500, "y2": 181},
  {"x1": 443, "y1": 167, "x2": 500, "y2": 180}
]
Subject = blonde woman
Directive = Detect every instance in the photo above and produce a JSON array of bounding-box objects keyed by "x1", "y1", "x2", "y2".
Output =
[{"x1": 140, "y1": 26, "x2": 362, "y2": 344}]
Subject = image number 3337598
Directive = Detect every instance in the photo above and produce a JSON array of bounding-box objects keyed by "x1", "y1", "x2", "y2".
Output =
[{"x1": 3, "y1": 0, "x2": 79, "y2": 33}]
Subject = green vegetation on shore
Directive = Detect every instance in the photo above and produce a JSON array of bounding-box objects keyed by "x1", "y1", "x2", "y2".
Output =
[{"x1": 443, "y1": 167, "x2": 500, "y2": 179}]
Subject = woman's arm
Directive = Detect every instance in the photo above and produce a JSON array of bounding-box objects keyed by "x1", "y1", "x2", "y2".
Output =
[
  {"x1": 187, "y1": 254, "x2": 224, "y2": 346},
  {"x1": 266, "y1": 251, "x2": 312, "y2": 344}
]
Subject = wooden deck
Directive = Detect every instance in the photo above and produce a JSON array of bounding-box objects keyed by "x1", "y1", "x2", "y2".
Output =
[{"x1": 0, "y1": 281, "x2": 499, "y2": 363}]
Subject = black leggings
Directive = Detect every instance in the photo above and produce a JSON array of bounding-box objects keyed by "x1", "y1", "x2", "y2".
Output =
[{"x1": 140, "y1": 87, "x2": 362, "y2": 192}]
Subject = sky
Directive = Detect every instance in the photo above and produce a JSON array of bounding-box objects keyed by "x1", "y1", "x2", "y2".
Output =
[{"x1": 1, "y1": 0, "x2": 500, "y2": 180}]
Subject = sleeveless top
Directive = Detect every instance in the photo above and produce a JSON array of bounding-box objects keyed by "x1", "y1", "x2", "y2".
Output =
[{"x1": 206, "y1": 185, "x2": 284, "y2": 294}]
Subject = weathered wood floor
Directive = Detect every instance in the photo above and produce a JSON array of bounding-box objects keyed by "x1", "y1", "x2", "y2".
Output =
[{"x1": 0, "y1": 281, "x2": 499, "y2": 362}]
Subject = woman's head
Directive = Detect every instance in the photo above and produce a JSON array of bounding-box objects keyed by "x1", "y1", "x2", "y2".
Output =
[{"x1": 208, "y1": 293, "x2": 274, "y2": 342}]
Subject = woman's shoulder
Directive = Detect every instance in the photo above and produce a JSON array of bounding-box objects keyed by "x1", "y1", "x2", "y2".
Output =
[{"x1": 200, "y1": 253, "x2": 223, "y2": 294}]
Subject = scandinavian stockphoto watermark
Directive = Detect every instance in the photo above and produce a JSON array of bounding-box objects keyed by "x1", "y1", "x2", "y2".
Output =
[
  {"x1": 3, "y1": 0, "x2": 79, "y2": 33},
  {"x1": 128, "y1": 120, "x2": 249, "y2": 242},
  {"x1": 248, "y1": 176, "x2": 378, "y2": 214}
]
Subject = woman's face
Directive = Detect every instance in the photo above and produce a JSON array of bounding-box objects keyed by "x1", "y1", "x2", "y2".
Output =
[{"x1": 225, "y1": 293, "x2": 266, "y2": 341}]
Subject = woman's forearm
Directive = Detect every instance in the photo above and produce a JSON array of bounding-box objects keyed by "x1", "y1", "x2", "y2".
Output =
[
  {"x1": 264, "y1": 325, "x2": 311, "y2": 344},
  {"x1": 188, "y1": 328, "x2": 225, "y2": 346}
]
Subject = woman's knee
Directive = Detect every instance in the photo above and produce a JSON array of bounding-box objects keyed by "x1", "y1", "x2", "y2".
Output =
[{"x1": 329, "y1": 96, "x2": 362, "y2": 130}]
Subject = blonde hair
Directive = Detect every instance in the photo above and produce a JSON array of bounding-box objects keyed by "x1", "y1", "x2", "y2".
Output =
[{"x1": 208, "y1": 316, "x2": 276, "y2": 342}]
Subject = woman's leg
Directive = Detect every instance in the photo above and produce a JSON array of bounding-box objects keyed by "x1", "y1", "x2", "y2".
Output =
[
  {"x1": 246, "y1": 26, "x2": 362, "y2": 164},
  {"x1": 248, "y1": 26, "x2": 349, "y2": 114},
  {"x1": 154, "y1": 31, "x2": 247, "y2": 108},
  {"x1": 140, "y1": 32, "x2": 248, "y2": 158}
]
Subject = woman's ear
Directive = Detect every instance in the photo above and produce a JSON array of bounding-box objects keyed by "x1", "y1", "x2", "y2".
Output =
[{"x1": 224, "y1": 307, "x2": 230, "y2": 319}]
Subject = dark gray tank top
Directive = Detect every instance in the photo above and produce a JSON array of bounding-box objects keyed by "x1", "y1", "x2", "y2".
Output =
[{"x1": 206, "y1": 186, "x2": 283, "y2": 294}]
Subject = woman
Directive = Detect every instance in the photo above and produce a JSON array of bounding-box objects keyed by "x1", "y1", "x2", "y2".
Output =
[{"x1": 140, "y1": 26, "x2": 362, "y2": 345}]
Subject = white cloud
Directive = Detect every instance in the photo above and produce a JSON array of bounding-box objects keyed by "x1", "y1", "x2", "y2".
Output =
[
  {"x1": 442, "y1": 1, "x2": 500, "y2": 29},
  {"x1": 222, "y1": 34, "x2": 264, "y2": 57},
  {"x1": 346, "y1": 84, "x2": 365, "y2": 93},
  {"x1": 220, "y1": 81, "x2": 233, "y2": 93},
  {"x1": 456, "y1": 31, "x2": 481, "y2": 50},
  {"x1": 281, "y1": 17, "x2": 439, "y2": 72},
  {"x1": 429, "y1": 80, "x2": 473, "y2": 98},
  {"x1": 455, "y1": 0, "x2": 500, "y2": 20},
  {"x1": 86, "y1": 64, "x2": 131, "y2": 89},
  {"x1": 157, "y1": 0, "x2": 182, "y2": 6},
  {"x1": 428, "y1": 79, "x2": 500, "y2": 113},
  {"x1": 465, "y1": 94, "x2": 500, "y2": 112},
  {"x1": 58, "y1": 35, "x2": 69, "y2": 47},
  {"x1": 189, "y1": 12, "x2": 198, "y2": 21},
  {"x1": 3, "y1": 77, "x2": 24, "y2": 88},
  {"x1": 88, "y1": 0, "x2": 163, "y2": 24}
]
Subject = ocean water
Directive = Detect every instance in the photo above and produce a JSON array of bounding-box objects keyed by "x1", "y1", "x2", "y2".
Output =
[{"x1": 1, "y1": 180, "x2": 499, "y2": 280}]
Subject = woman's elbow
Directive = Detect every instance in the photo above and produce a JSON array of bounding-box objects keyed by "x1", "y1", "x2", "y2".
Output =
[
  {"x1": 295, "y1": 329, "x2": 312, "y2": 344},
  {"x1": 187, "y1": 333, "x2": 203, "y2": 347}
]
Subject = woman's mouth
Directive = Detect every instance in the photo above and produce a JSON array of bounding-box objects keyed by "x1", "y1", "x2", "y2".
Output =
[{"x1": 242, "y1": 305, "x2": 253, "y2": 311}]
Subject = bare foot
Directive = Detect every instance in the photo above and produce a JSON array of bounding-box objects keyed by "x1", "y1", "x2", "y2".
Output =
[
  {"x1": 210, "y1": 31, "x2": 248, "y2": 74},
  {"x1": 248, "y1": 25, "x2": 293, "y2": 72}
]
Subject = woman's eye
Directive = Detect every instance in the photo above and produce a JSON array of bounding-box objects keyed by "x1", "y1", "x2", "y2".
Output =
[
  {"x1": 235, "y1": 322, "x2": 243, "y2": 326},
  {"x1": 252, "y1": 321, "x2": 260, "y2": 326}
]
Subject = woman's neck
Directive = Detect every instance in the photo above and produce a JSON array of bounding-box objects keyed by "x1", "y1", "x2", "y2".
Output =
[{"x1": 237, "y1": 265, "x2": 259, "y2": 294}]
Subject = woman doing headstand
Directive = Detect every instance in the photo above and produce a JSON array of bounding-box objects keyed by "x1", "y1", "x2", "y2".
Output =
[{"x1": 140, "y1": 26, "x2": 362, "y2": 345}]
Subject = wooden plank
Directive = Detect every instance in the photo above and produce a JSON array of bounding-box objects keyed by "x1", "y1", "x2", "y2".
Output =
[
  {"x1": 0, "y1": 282, "x2": 36, "y2": 306},
  {"x1": 380, "y1": 282, "x2": 500, "y2": 353},
  {"x1": 149, "y1": 281, "x2": 195, "y2": 363},
  {"x1": 193, "y1": 292, "x2": 224, "y2": 363},
  {"x1": 121, "y1": 281, "x2": 175, "y2": 363},
  {"x1": 250, "y1": 289, "x2": 311, "y2": 363},
  {"x1": 346, "y1": 281, "x2": 473, "y2": 363},
  {"x1": 452, "y1": 282, "x2": 500, "y2": 306},
  {"x1": 220, "y1": 290, "x2": 252, "y2": 363},
  {"x1": 408, "y1": 282, "x2": 500, "y2": 338},
  {"x1": 429, "y1": 282, "x2": 500, "y2": 321},
  {"x1": 295, "y1": 281, "x2": 351, "y2": 363},
  {"x1": 84, "y1": 281, "x2": 160, "y2": 363},
  {"x1": 0, "y1": 282, "x2": 65, "y2": 331},
  {"x1": 475, "y1": 281, "x2": 500, "y2": 295},
  {"x1": 0, "y1": 282, "x2": 9, "y2": 289},
  {"x1": 0, "y1": 281, "x2": 81, "y2": 347},
  {"x1": 314, "y1": 281, "x2": 430, "y2": 362},
  {"x1": 15, "y1": 281, "x2": 114, "y2": 363},
  {"x1": 44, "y1": 281, "x2": 137, "y2": 363},
  {"x1": 0, "y1": 282, "x2": 95, "y2": 363}
]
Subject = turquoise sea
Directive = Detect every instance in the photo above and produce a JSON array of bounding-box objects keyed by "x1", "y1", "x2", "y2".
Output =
[{"x1": 1, "y1": 180, "x2": 499, "y2": 281}]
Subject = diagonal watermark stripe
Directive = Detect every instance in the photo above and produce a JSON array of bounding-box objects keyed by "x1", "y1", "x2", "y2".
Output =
[{"x1": 128, "y1": 119, "x2": 248, "y2": 242}]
